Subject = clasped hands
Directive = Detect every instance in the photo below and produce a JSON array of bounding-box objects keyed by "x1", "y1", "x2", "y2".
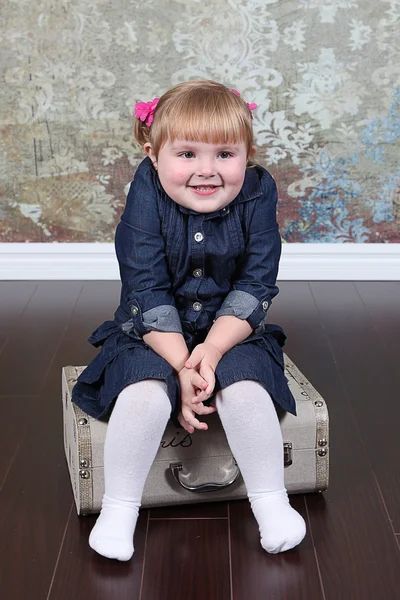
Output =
[{"x1": 177, "y1": 342, "x2": 222, "y2": 434}]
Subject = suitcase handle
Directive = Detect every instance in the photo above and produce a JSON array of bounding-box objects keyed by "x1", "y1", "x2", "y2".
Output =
[{"x1": 170, "y1": 461, "x2": 240, "y2": 493}]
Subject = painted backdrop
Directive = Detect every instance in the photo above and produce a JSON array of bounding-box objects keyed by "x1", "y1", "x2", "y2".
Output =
[{"x1": 1, "y1": 0, "x2": 399, "y2": 243}]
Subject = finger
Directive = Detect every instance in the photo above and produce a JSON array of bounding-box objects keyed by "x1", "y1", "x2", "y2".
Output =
[
  {"x1": 192, "y1": 391, "x2": 208, "y2": 404},
  {"x1": 204, "y1": 405, "x2": 217, "y2": 414},
  {"x1": 190, "y1": 371, "x2": 208, "y2": 390},
  {"x1": 192, "y1": 386, "x2": 215, "y2": 404},
  {"x1": 185, "y1": 347, "x2": 203, "y2": 370},
  {"x1": 178, "y1": 412, "x2": 194, "y2": 434},
  {"x1": 182, "y1": 407, "x2": 208, "y2": 431},
  {"x1": 200, "y1": 365, "x2": 215, "y2": 394},
  {"x1": 192, "y1": 404, "x2": 217, "y2": 416}
]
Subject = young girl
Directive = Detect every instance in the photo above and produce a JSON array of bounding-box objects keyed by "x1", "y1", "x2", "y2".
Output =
[{"x1": 72, "y1": 79, "x2": 306, "y2": 561}]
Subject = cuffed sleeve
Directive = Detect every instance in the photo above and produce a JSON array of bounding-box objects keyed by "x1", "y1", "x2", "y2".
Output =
[
  {"x1": 216, "y1": 169, "x2": 281, "y2": 331},
  {"x1": 215, "y1": 290, "x2": 259, "y2": 319},
  {"x1": 142, "y1": 305, "x2": 183, "y2": 333},
  {"x1": 115, "y1": 158, "x2": 183, "y2": 337}
]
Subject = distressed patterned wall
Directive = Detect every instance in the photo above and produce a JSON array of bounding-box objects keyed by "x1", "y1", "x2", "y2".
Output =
[{"x1": 0, "y1": 0, "x2": 399, "y2": 243}]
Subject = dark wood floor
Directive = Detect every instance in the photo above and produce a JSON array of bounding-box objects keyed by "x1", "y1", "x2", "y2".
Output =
[{"x1": 0, "y1": 281, "x2": 400, "y2": 600}]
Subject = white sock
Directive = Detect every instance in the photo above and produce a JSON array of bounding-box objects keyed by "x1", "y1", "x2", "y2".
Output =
[
  {"x1": 89, "y1": 379, "x2": 171, "y2": 561},
  {"x1": 215, "y1": 380, "x2": 306, "y2": 554}
]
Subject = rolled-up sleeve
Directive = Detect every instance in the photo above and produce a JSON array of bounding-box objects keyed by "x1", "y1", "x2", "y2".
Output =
[
  {"x1": 215, "y1": 170, "x2": 281, "y2": 331},
  {"x1": 115, "y1": 159, "x2": 183, "y2": 337}
]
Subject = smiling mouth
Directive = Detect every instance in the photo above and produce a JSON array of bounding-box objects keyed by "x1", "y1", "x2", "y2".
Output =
[{"x1": 190, "y1": 185, "x2": 221, "y2": 190}]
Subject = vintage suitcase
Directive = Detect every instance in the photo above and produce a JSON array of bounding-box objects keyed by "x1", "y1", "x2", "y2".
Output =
[{"x1": 62, "y1": 355, "x2": 329, "y2": 515}]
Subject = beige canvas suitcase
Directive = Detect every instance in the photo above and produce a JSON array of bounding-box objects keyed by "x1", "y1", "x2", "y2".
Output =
[{"x1": 62, "y1": 355, "x2": 329, "y2": 515}]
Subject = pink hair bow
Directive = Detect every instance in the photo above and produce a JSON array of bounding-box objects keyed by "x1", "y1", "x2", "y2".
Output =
[
  {"x1": 230, "y1": 88, "x2": 257, "y2": 117},
  {"x1": 134, "y1": 97, "x2": 159, "y2": 126}
]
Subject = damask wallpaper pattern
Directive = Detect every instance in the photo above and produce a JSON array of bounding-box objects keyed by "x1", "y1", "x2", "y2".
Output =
[{"x1": 0, "y1": 0, "x2": 399, "y2": 243}]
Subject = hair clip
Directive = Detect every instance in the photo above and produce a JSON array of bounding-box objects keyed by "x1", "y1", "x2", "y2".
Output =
[
  {"x1": 134, "y1": 98, "x2": 159, "y2": 126},
  {"x1": 230, "y1": 88, "x2": 257, "y2": 117}
]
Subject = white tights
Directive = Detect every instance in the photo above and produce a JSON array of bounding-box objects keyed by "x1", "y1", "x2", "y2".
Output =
[{"x1": 89, "y1": 379, "x2": 306, "y2": 561}]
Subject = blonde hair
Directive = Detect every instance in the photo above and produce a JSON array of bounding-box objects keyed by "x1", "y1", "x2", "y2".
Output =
[{"x1": 134, "y1": 80, "x2": 255, "y2": 159}]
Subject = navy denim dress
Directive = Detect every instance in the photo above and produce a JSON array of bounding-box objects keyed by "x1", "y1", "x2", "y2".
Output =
[{"x1": 72, "y1": 157, "x2": 296, "y2": 426}]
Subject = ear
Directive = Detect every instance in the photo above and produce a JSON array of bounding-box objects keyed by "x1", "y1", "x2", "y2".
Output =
[
  {"x1": 248, "y1": 144, "x2": 257, "y2": 159},
  {"x1": 144, "y1": 143, "x2": 157, "y2": 168}
]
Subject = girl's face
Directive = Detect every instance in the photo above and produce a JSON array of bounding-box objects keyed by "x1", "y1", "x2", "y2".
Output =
[{"x1": 145, "y1": 139, "x2": 251, "y2": 213}]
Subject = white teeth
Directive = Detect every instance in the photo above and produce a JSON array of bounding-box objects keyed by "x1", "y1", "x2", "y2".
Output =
[{"x1": 194, "y1": 186, "x2": 216, "y2": 190}]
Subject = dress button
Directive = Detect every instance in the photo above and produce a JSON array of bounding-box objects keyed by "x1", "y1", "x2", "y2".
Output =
[
  {"x1": 192, "y1": 302, "x2": 203, "y2": 311},
  {"x1": 221, "y1": 207, "x2": 229, "y2": 215},
  {"x1": 130, "y1": 305, "x2": 139, "y2": 316},
  {"x1": 262, "y1": 301, "x2": 269, "y2": 311},
  {"x1": 193, "y1": 268, "x2": 203, "y2": 278},
  {"x1": 194, "y1": 232, "x2": 204, "y2": 242}
]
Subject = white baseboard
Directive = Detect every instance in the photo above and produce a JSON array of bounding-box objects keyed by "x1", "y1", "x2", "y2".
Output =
[{"x1": 0, "y1": 243, "x2": 399, "y2": 280}]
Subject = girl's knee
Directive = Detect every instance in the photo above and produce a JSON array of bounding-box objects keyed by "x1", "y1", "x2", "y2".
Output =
[
  {"x1": 222, "y1": 379, "x2": 265, "y2": 396},
  {"x1": 117, "y1": 379, "x2": 170, "y2": 414},
  {"x1": 120, "y1": 379, "x2": 167, "y2": 395},
  {"x1": 216, "y1": 380, "x2": 271, "y2": 408}
]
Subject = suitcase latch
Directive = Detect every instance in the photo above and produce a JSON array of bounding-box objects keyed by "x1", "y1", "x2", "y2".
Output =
[{"x1": 284, "y1": 442, "x2": 293, "y2": 466}]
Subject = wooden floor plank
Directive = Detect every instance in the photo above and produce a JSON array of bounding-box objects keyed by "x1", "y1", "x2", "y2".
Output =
[
  {"x1": 0, "y1": 388, "x2": 75, "y2": 600},
  {"x1": 309, "y1": 281, "x2": 400, "y2": 534},
  {"x1": 354, "y1": 281, "x2": 400, "y2": 356},
  {"x1": 0, "y1": 282, "x2": 38, "y2": 339},
  {"x1": 61, "y1": 281, "x2": 121, "y2": 344},
  {"x1": 0, "y1": 395, "x2": 39, "y2": 490},
  {"x1": 268, "y1": 282, "x2": 400, "y2": 599},
  {"x1": 150, "y1": 501, "x2": 228, "y2": 519},
  {"x1": 0, "y1": 336, "x2": 8, "y2": 355},
  {"x1": 230, "y1": 495, "x2": 324, "y2": 600},
  {"x1": 0, "y1": 282, "x2": 83, "y2": 599},
  {"x1": 43, "y1": 281, "x2": 121, "y2": 392},
  {"x1": 47, "y1": 510, "x2": 149, "y2": 600},
  {"x1": 140, "y1": 518, "x2": 231, "y2": 600},
  {"x1": 0, "y1": 281, "x2": 83, "y2": 395}
]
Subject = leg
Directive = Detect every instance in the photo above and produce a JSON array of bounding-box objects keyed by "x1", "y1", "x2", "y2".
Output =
[
  {"x1": 215, "y1": 380, "x2": 306, "y2": 553},
  {"x1": 89, "y1": 379, "x2": 171, "y2": 561}
]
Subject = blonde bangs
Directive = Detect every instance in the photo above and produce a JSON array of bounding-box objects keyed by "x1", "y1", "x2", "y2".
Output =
[{"x1": 149, "y1": 81, "x2": 254, "y2": 156}]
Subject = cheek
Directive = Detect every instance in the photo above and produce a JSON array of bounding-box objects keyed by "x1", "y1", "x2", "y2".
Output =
[
  {"x1": 228, "y1": 168, "x2": 246, "y2": 189},
  {"x1": 162, "y1": 167, "x2": 187, "y2": 187},
  {"x1": 172, "y1": 171, "x2": 187, "y2": 184},
  {"x1": 158, "y1": 165, "x2": 183, "y2": 190},
  {"x1": 224, "y1": 158, "x2": 247, "y2": 187}
]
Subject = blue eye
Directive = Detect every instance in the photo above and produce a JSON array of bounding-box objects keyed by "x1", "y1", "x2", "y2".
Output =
[
  {"x1": 218, "y1": 152, "x2": 233, "y2": 159},
  {"x1": 179, "y1": 152, "x2": 195, "y2": 159}
]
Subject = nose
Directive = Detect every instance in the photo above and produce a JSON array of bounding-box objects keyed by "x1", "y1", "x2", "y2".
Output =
[{"x1": 196, "y1": 157, "x2": 216, "y2": 178}]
